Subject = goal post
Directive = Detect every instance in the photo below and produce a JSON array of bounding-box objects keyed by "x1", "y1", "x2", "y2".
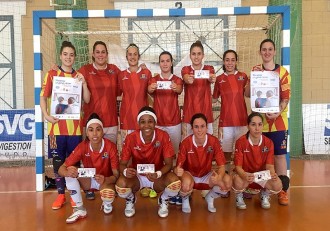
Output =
[{"x1": 33, "y1": 6, "x2": 291, "y2": 191}]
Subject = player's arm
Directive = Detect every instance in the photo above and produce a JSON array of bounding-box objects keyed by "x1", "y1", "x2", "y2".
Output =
[
  {"x1": 40, "y1": 96, "x2": 59, "y2": 124},
  {"x1": 101, "y1": 169, "x2": 119, "y2": 185},
  {"x1": 58, "y1": 163, "x2": 78, "y2": 178},
  {"x1": 120, "y1": 159, "x2": 137, "y2": 178},
  {"x1": 235, "y1": 165, "x2": 253, "y2": 183},
  {"x1": 266, "y1": 164, "x2": 277, "y2": 180}
]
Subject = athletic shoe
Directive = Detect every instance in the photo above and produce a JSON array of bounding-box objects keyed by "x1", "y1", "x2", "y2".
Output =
[
  {"x1": 66, "y1": 208, "x2": 87, "y2": 224},
  {"x1": 149, "y1": 189, "x2": 157, "y2": 198},
  {"x1": 125, "y1": 196, "x2": 136, "y2": 218},
  {"x1": 278, "y1": 190, "x2": 289, "y2": 206},
  {"x1": 158, "y1": 197, "x2": 169, "y2": 218},
  {"x1": 176, "y1": 195, "x2": 182, "y2": 205},
  {"x1": 169, "y1": 196, "x2": 177, "y2": 205},
  {"x1": 140, "y1": 187, "x2": 150, "y2": 197},
  {"x1": 70, "y1": 197, "x2": 77, "y2": 208},
  {"x1": 52, "y1": 194, "x2": 66, "y2": 210},
  {"x1": 260, "y1": 191, "x2": 271, "y2": 209},
  {"x1": 101, "y1": 201, "x2": 113, "y2": 214},
  {"x1": 205, "y1": 192, "x2": 216, "y2": 213},
  {"x1": 182, "y1": 197, "x2": 191, "y2": 213},
  {"x1": 85, "y1": 191, "x2": 95, "y2": 200},
  {"x1": 243, "y1": 192, "x2": 253, "y2": 199},
  {"x1": 236, "y1": 193, "x2": 247, "y2": 210}
]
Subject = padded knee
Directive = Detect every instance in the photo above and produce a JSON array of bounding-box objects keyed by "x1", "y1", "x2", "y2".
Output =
[
  {"x1": 167, "y1": 180, "x2": 181, "y2": 193},
  {"x1": 115, "y1": 185, "x2": 132, "y2": 198},
  {"x1": 278, "y1": 175, "x2": 290, "y2": 191},
  {"x1": 100, "y1": 189, "x2": 115, "y2": 203}
]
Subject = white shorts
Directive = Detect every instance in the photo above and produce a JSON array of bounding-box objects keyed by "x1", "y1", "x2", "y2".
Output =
[
  {"x1": 182, "y1": 122, "x2": 213, "y2": 139},
  {"x1": 220, "y1": 126, "x2": 247, "y2": 152},
  {"x1": 191, "y1": 171, "x2": 212, "y2": 184},
  {"x1": 157, "y1": 123, "x2": 181, "y2": 154},
  {"x1": 103, "y1": 126, "x2": 118, "y2": 144},
  {"x1": 136, "y1": 174, "x2": 154, "y2": 189}
]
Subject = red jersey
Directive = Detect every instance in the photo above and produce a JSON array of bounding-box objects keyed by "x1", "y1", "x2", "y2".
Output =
[
  {"x1": 121, "y1": 128, "x2": 175, "y2": 171},
  {"x1": 79, "y1": 63, "x2": 121, "y2": 127},
  {"x1": 213, "y1": 71, "x2": 248, "y2": 127},
  {"x1": 40, "y1": 68, "x2": 82, "y2": 136},
  {"x1": 252, "y1": 64, "x2": 291, "y2": 132},
  {"x1": 119, "y1": 68, "x2": 152, "y2": 130},
  {"x1": 65, "y1": 139, "x2": 119, "y2": 177},
  {"x1": 148, "y1": 74, "x2": 183, "y2": 126},
  {"x1": 177, "y1": 134, "x2": 226, "y2": 177},
  {"x1": 234, "y1": 134, "x2": 274, "y2": 173},
  {"x1": 181, "y1": 65, "x2": 215, "y2": 123}
]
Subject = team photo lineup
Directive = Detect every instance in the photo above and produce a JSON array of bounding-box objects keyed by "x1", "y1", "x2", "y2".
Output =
[{"x1": 40, "y1": 37, "x2": 290, "y2": 223}]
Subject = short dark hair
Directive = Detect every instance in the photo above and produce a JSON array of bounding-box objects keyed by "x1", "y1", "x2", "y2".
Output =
[
  {"x1": 247, "y1": 112, "x2": 263, "y2": 124},
  {"x1": 60, "y1": 41, "x2": 76, "y2": 56}
]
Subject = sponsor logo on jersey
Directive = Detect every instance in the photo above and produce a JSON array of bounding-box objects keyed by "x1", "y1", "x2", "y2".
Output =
[
  {"x1": 243, "y1": 149, "x2": 250, "y2": 153},
  {"x1": 89, "y1": 71, "x2": 97, "y2": 75},
  {"x1": 122, "y1": 76, "x2": 129, "y2": 80},
  {"x1": 218, "y1": 79, "x2": 226, "y2": 84},
  {"x1": 134, "y1": 146, "x2": 141, "y2": 151},
  {"x1": 85, "y1": 152, "x2": 91, "y2": 157},
  {"x1": 188, "y1": 149, "x2": 194, "y2": 154}
]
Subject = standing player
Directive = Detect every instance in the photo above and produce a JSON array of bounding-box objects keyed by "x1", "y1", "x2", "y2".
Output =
[
  {"x1": 58, "y1": 113, "x2": 119, "y2": 223},
  {"x1": 40, "y1": 41, "x2": 91, "y2": 210},
  {"x1": 174, "y1": 113, "x2": 232, "y2": 213},
  {"x1": 233, "y1": 112, "x2": 282, "y2": 209},
  {"x1": 118, "y1": 43, "x2": 152, "y2": 143},
  {"x1": 250, "y1": 38, "x2": 291, "y2": 206},
  {"x1": 181, "y1": 41, "x2": 216, "y2": 137},
  {"x1": 148, "y1": 51, "x2": 183, "y2": 155},
  {"x1": 115, "y1": 106, "x2": 181, "y2": 218},
  {"x1": 212, "y1": 50, "x2": 249, "y2": 178},
  {"x1": 79, "y1": 41, "x2": 121, "y2": 144}
]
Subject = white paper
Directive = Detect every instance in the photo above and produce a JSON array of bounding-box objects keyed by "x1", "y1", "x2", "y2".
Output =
[
  {"x1": 253, "y1": 170, "x2": 271, "y2": 182},
  {"x1": 50, "y1": 76, "x2": 82, "y2": 120},
  {"x1": 157, "y1": 81, "x2": 171, "y2": 90},
  {"x1": 250, "y1": 71, "x2": 280, "y2": 113},
  {"x1": 194, "y1": 70, "x2": 210, "y2": 79},
  {"x1": 137, "y1": 164, "x2": 155, "y2": 174},
  {"x1": 78, "y1": 168, "x2": 96, "y2": 178}
]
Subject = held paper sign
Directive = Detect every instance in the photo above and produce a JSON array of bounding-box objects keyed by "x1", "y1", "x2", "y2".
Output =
[
  {"x1": 250, "y1": 71, "x2": 280, "y2": 113},
  {"x1": 137, "y1": 164, "x2": 155, "y2": 174},
  {"x1": 50, "y1": 76, "x2": 82, "y2": 120},
  {"x1": 78, "y1": 168, "x2": 96, "y2": 178},
  {"x1": 253, "y1": 170, "x2": 271, "y2": 182},
  {"x1": 194, "y1": 70, "x2": 209, "y2": 79},
  {"x1": 157, "y1": 81, "x2": 171, "y2": 90}
]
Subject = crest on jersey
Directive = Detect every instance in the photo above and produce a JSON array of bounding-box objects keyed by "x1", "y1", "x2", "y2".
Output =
[
  {"x1": 207, "y1": 146, "x2": 214, "y2": 154},
  {"x1": 108, "y1": 69, "x2": 114, "y2": 74},
  {"x1": 262, "y1": 146, "x2": 269, "y2": 153},
  {"x1": 140, "y1": 74, "x2": 146, "y2": 79},
  {"x1": 102, "y1": 152, "x2": 109, "y2": 159},
  {"x1": 154, "y1": 141, "x2": 161, "y2": 148},
  {"x1": 237, "y1": 76, "x2": 245, "y2": 81}
]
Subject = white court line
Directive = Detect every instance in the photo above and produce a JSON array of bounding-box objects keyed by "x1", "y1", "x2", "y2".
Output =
[
  {"x1": 0, "y1": 190, "x2": 85, "y2": 194},
  {"x1": 290, "y1": 185, "x2": 330, "y2": 189}
]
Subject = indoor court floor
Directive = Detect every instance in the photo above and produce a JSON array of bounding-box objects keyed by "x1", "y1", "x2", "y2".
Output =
[{"x1": 0, "y1": 159, "x2": 329, "y2": 231}]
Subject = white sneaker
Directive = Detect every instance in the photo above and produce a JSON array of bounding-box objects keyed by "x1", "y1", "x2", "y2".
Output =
[
  {"x1": 158, "y1": 197, "x2": 169, "y2": 218},
  {"x1": 260, "y1": 191, "x2": 271, "y2": 209},
  {"x1": 125, "y1": 196, "x2": 136, "y2": 217},
  {"x1": 182, "y1": 196, "x2": 191, "y2": 213},
  {"x1": 66, "y1": 208, "x2": 87, "y2": 224},
  {"x1": 101, "y1": 201, "x2": 113, "y2": 214},
  {"x1": 205, "y1": 192, "x2": 216, "y2": 213},
  {"x1": 236, "y1": 193, "x2": 247, "y2": 210}
]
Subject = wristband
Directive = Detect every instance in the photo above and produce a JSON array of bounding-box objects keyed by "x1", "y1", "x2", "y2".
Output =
[
  {"x1": 123, "y1": 168, "x2": 127, "y2": 177},
  {"x1": 156, "y1": 171, "x2": 162, "y2": 179}
]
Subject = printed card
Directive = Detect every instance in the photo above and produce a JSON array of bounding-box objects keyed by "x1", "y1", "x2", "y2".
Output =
[
  {"x1": 194, "y1": 70, "x2": 210, "y2": 79},
  {"x1": 253, "y1": 170, "x2": 271, "y2": 182},
  {"x1": 157, "y1": 81, "x2": 172, "y2": 90},
  {"x1": 78, "y1": 168, "x2": 96, "y2": 178},
  {"x1": 137, "y1": 164, "x2": 155, "y2": 174}
]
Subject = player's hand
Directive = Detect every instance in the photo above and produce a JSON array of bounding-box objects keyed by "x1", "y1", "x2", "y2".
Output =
[
  {"x1": 149, "y1": 82, "x2": 157, "y2": 92},
  {"x1": 66, "y1": 166, "x2": 78, "y2": 178},
  {"x1": 139, "y1": 63, "x2": 147, "y2": 69},
  {"x1": 252, "y1": 64, "x2": 263, "y2": 71},
  {"x1": 209, "y1": 170, "x2": 220, "y2": 185},
  {"x1": 186, "y1": 74, "x2": 194, "y2": 84},
  {"x1": 125, "y1": 168, "x2": 137, "y2": 178},
  {"x1": 45, "y1": 114, "x2": 59, "y2": 124},
  {"x1": 218, "y1": 127, "x2": 224, "y2": 141},
  {"x1": 170, "y1": 81, "x2": 178, "y2": 92},
  {"x1": 245, "y1": 172, "x2": 254, "y2": 183},
  {"x1": 51, "y1": 63, "x2": 59, "y2": 71},
  {"x1": 75, "y1": 72, "x2": 87, "y2": 85},
  {"x1": 174, "y1": 165, "x2": 184, "y2": 177},
  {"x1": 209, "y1": 73, "x2": 216, "y2": 83},
  {"x1": 94, "y1": 174, "x2": 105, "y2": 185},
  {"x1": 266, "y1": 112, "x2": 280, "y2": 120},
  {"x1": 146, "y1": 172, "x2": 158, "y2": 182},
  {"x1": 271, "y1": 172, "x2": 278, "y2": 181}
]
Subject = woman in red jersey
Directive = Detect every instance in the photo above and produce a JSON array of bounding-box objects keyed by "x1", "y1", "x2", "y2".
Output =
[{"x1": 232, "y1": 112, "x2": 282, "y2": 210}]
